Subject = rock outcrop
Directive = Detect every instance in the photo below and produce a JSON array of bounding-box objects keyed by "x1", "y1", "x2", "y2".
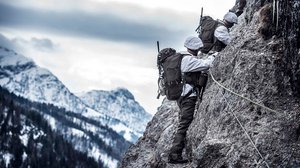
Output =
[{"x1": 120, "y1": 0, "x2": 300, "y2": 167}]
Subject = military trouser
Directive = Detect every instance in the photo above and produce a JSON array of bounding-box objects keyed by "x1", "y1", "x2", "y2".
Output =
[{"x1": 169, "y1": 96, "x2": 197, "y2": 159}]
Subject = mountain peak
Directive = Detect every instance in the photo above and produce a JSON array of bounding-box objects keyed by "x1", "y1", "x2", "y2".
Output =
[
  {"x1": 0, "y1": 46, "x2": 35, "y2": 68},
  {"x1": 112, "y1": 87, "x2": 135, "y2": 100},
  {"x1": 0, "y1": 46, "x2": 86, "y2": 113},
  {"x1": 79, "y1": 87, "x2": 152, "y2": 136},
  {"x1": 0, "y1": 46, "x2": 152, "y2": 166}
]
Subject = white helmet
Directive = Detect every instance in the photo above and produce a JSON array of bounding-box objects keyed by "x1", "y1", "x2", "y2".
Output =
[
  {"x1": 224, "y1": 12, "x2": 238, "y2": 24},
  {"x1": 184, "y1": 36, "x2": 203, "y2": 50}
]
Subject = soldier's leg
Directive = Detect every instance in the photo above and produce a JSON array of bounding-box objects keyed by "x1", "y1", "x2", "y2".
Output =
[{"x1": 169, "y1": 96, "x2": 197, "y2": 160}]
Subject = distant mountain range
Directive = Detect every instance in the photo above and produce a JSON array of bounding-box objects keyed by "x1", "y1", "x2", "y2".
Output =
[
  {"x1": 0, "y1": 46, "x2": 152, "y2": 167},
  {"x1": 78, "y1": 89, "x2": 152, "y2": 136}
]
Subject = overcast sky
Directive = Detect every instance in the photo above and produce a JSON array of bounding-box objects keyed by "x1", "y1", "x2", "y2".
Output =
[{"x1": 0, "y1": 0, "x2": 235, "y2": 114}]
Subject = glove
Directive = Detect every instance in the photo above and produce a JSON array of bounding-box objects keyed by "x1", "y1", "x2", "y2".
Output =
[
  {"x1": 206, "y1": 52, "x2": 218, "y2": 67},
  {"x1": 207, "y1": 55, "x2": 215, "y2": 67},
  {"x1": 212, "y1": 52, "x2": 219, "y2": 57},
  {"x1": 236, "y1": 10, "x2": 243, "y2": 17}
]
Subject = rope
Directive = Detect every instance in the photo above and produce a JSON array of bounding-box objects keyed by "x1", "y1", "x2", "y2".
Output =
[
  {"x1": 222, "y1": 93, "x2": 270, "y2": 168},
  {"x1": 209, "y1": 71, "x2": 279, "y2": 114},
  {"x1": 208, "y1": 71, "x2": 278, "y2": 168}
]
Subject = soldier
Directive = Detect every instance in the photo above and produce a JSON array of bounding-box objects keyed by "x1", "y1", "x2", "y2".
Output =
[
  {"x1": 199, "y1": 12, "x2": 238, "y2": 54},
  {"x1": 168, "y1": 36, "x2": 216, "y2": 164},
  {"x1": 213, "y1": 12, "x2": 238, "y2": 52}
]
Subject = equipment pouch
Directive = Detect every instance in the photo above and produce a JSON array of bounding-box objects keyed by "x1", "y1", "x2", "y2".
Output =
[
  {"x1": 158, "y1": 78, "x2": 166, "y2": 96},
  {"x1": 198, "y1": 72, "x2": 208, "y2": 87}
]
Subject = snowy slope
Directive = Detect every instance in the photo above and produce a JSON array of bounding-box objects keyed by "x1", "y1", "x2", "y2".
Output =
[
  {"x1": 0, "y1": 46, "x2": 153, "y2": 167},
  {"x1": 0, "y1": 46, "x2": 86, "y2": 113},
  {"x1": 0, "y1": 46, "x2": 149, "y2": 142},
  {"x1": 0, "y1": 87, "x2": 114, "y2": 168},
  {"x1": 78, "y1": 89, "x2": 152, "y2": 136}
]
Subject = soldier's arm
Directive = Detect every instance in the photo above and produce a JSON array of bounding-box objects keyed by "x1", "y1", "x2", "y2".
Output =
[
  {"x1": 181, "y1": 56, "x2": 215, "y2": 73},
  {"x1": 214, "y1": 26, "x2": 231, "y2": 45}
]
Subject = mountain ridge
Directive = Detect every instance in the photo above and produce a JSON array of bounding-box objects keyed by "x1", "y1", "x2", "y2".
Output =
[
  {"x1": 0, "y1": 46, "x2": 87, "y2": 113},
  {"x1": 79, "y1": 88, "x2": 152, "y2": 135},
  {"x1": 0, "y1": 46, "x2": 151, "y2": 142},
  {"x1": 0, "y1": 46, "x2": 152, "y2": 167}
]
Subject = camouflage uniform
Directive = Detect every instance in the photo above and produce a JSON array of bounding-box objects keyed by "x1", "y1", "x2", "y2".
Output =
[
  {"x1": 169, "y1": 96, "x2": 197, "y2": 160},
  {"x1": 168, "y1": 49, "x2": 215, "y2": 163}
]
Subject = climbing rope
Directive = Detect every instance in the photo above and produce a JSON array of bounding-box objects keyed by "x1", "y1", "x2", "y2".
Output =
[
  {"x1": 222, "y1": 93, "x2": 270, "y2": 168},
  {"x1": 209, "y1": 71, "x2": 279, "y2": 114},
  {"x1": 209, "y1": 71, "x2": 278, "y2": 168}
]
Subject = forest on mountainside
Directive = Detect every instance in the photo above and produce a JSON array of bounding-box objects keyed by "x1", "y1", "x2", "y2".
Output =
[{"x1": 0, "y1": 87, "x2": 104, "y2": 168}]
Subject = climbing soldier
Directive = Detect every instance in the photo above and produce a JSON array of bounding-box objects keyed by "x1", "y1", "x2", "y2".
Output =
[
  {"x1": 167, "y1": 36, "x2": 216, "y2": 164},
  {"x1": 198, "y1": 12, "x2": 238, "y2": 54}
]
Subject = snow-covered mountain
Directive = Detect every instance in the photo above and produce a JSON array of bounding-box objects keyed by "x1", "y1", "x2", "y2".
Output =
[
  {"x1": 0, "y1": 84, "x2": 124, "y2": 168},
  {"x1": 0, "y1": 46, "x2": 86, "y2": 113},
  {"x1": 0, "y1": 46, "x2": 151, "y2": 142},
  {"x1": 0, "y1": 46, "x2": 152, "y2": 167},
  {"x1": 78, "y1": 89, "x2": 152, "y2": 136}
]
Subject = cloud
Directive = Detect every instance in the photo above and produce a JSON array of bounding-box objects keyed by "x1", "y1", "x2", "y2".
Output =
[
  {"x1": 31, "y1": 38, "x2": 56, "y2": 52},
  {"x1": 0, "y1": 33, "x2": 58, "y2": 53},
  {"x1": 0, "y1": 2, "x2": 189, "y2": 47},
  {"x1": 0, "y1": 0, "x2": 236, "y2": 114},
  {"x1": 0, "y1": 33, "x2": 18, "y2": 51},
  {"x1": 14, "y1": 37, "x2": 58, "y2": 52}
]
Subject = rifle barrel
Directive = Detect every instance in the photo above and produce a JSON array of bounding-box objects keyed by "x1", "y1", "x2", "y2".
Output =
[
  {"x1": 195, "y1": 7, "x2": 203, "y2": 33},
  {"x1": 201, "y1": 7, "x2": 203, "y2": 18}
]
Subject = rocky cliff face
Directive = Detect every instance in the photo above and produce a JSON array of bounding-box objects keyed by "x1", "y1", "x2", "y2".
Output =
[{"x1": 120, "y1": 0, "x2": 300, "y2": 167}]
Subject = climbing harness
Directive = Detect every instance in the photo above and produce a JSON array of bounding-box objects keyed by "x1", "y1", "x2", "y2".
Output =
[{"x1": 209, "y1": 71, "x2": 285, "y2": 168}]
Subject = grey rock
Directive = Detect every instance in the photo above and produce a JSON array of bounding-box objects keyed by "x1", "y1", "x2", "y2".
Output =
[{"x1": 120, "y1": 1, "x2": 300, "y2": 168}]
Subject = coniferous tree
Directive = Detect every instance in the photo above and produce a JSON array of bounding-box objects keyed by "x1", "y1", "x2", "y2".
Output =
[
  {"x1": 9, "y1": 101, "x2": 24, "y2": 168},
  {"x1": 10, "y1": 137, "x2": 23, "y2": 168},
  {"x1": 0, "y1": 87, "x2": 106, "y2": 167}
]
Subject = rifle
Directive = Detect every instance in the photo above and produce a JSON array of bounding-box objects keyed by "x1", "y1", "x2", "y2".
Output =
[
  {"x1": 195, "y1": 72, "x2": 208, "y2": 110},
  {"x1": 156, "y1": 41, "x2": 161, "y2": 72},
  {"x1": 195, "y1": 7, "x2": 203, "y2": 33},
  {"x1": 156, "y1": 41, "x2": 162, "y2": 99}
]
